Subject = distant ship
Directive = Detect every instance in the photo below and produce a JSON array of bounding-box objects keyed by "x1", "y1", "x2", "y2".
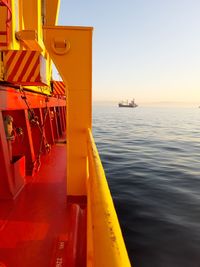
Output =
[{"x1": 118, "y1": 99, "x2": 138, "y2": 108}]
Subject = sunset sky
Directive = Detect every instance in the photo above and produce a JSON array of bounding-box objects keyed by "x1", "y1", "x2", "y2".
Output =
[{"x1": 58, "y1": 0, "x2": 200, "y2": 104}]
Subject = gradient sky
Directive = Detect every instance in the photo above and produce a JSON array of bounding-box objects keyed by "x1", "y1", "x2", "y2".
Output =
[{"x1": 57, "y1": 0, "x2": 200, "y2": 104}]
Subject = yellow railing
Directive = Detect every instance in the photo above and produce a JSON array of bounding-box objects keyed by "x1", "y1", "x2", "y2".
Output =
[
  {"x1": 87, "y1": 129, "x2": 131, "y2": 267},
  {"x1": 44, "y1": 23, "x2": 131, "y2": 266}
]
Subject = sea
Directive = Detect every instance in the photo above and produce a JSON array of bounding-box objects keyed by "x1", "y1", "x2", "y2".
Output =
[{"x1": 92, "y1": 104, "x2": 200, "y2": 267}]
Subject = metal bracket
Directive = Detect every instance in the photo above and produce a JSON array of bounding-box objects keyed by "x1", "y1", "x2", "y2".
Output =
[
  {"x1": 51, "y1": 38, "x2": 70, "y2": 55},
  {"x1": 15, "y1": 30, "x2": 43, "y2": 52}
]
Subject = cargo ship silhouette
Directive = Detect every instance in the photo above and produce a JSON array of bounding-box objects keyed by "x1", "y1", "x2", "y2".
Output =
[{"x1": 119, "y1": 99, "x2": 138, "y2": 108}]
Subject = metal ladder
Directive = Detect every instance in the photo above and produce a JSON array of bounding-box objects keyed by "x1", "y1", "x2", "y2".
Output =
[{"x1": 0, "y1": 0, "x2": 12, "y2": 48}]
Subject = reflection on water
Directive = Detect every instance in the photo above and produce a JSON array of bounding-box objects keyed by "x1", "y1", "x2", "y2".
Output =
[{"x1": 93, "y1": 105, "x2": 200, "y2": 267}]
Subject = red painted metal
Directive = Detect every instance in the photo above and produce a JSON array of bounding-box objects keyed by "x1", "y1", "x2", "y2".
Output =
[
  {"x1": 11, "y1": 155, "x2": 25, "y2": 189},
  {"x1": 0, "y1": 111, "x2": 25, "y2": 199},
  {"x1": 0, "y1": 31, "x2": 8, "y2": 47},
  {"x1": 65, "y1": 204, "x2": 86, "y2": 267},
  {"x1": 0, "y1": 87, "x2": 66, "y2": 175},
  {"x1": 58, "y1": 106, "x2": 66, "y2": 134},
  {"x1": 55, "y1": 107, "x2": 63, "y2": 136},
  {"x1": 0, "y1": 86, "x2": 66, "y2": 110},
  {"x1": 59, "y1": 106, "x2": 64, "y2": 133},
  {"x1": 42, "y1": 107, "x2": 55, "y2": 146},
  {"x1": 0, "y1": 83, "x2": 74, "y2": 266},
  {"x1": 2, "y1": 109, "x2": 36, "y2": 176},
  {"x1": 0, "y1": 145, "x2": 68, "y2": 267},
  {"x1": 0, "y1": 111, "x2": 14, "y2": 199},
  {"x1": 51, "y1": 203, "x2": 86, "y2": 267},
  {"x1": 77, "y1": 206, "x2": 87, "y2": 267},
  {"x1": 51, "y1": 234, "x2": 69, "y2": 267},
  {"x1": 67, "y1": 204, "x2": 81, "y2": 267},
  {"x1": 67, "y1": 195, "x2": 87, "y2": 205},
  {"x1": 50, "y1": 107, "x2": 60, "y2": 141},
  {"x1": 61, "y1": 106, "x2": 66, "y2": 130},
  {"x1": 0, "y1": 144, "x2": 87, "y2": 267},
  {"x1": 30, "y1": 108, "x2": 46, "y2": 165}
]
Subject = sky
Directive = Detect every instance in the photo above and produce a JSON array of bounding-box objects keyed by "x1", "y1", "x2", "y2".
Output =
[{"x1": 57, "y1": 0, "x2": 200, "y2": 104}]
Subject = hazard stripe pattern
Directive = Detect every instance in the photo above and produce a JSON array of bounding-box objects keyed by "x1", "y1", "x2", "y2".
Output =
[
  {"x1": 4, "y1": 50, "x2": 41, "y2": 84},
  {"x1": 52, "y1": 81, "x2": 66, "y2": 95}
]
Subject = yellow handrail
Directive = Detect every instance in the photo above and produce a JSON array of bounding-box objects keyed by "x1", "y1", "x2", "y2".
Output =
[{"x1": 87, "y1": 129, "x2": 131, "y2": 267}]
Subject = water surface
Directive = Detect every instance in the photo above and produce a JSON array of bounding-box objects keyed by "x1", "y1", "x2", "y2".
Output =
[{"x1": 93, "y1": 105, "x2": 200, "y2": 267}]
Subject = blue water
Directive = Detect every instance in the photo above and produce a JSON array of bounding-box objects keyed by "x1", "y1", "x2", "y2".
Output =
[{"x1": 93, "y1": 105, "x2": 200, "y2": 267}]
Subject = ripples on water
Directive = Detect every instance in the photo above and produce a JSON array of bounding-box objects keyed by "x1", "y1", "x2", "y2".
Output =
[{"x1": 93, "y1": 105, "x2": 200, "y2": 267}]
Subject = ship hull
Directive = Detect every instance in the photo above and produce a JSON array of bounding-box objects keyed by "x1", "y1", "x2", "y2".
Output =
[
  {"x1": 0, "y1": 0, "x2": 131, "y2": 264},
  {"x1": 118, "y1": 103, "x2": 137, "y2": 108}
]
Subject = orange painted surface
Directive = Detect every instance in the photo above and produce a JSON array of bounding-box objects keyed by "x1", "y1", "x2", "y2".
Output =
[
  {"x1": 0, "y1": 144, "x2": 85, "y2": 267},
  {"x1": 43, "y1": 26, "x2": 93, "y2": 196}
]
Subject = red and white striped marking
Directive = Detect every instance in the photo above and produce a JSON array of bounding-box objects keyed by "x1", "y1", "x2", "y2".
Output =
[
  {"x1": 4, "y1": 50, "x2": 45, "y2": 85},
  {"x1": 52, "y1": 81, "x2": 66, "y2": 95}
]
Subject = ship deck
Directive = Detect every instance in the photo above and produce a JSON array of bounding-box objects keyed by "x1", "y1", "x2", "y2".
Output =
[{"x1": 0, "y1": 143, "x2": 86, "y2": 267}]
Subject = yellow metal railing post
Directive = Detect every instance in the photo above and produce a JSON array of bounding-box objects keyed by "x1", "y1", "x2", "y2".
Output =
[
  {"x1": 44, "y1": 0, "x2": 60, "y2": 26},
  {"x1": 87, "y1": 129, "x2": 131, "y2": 267},
  {"x1": 43, "y1": 26, "x2": 93, "y2": 196},
  {"x1": 19, "y1": 0, "x2": 42, "y2": 37}
]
